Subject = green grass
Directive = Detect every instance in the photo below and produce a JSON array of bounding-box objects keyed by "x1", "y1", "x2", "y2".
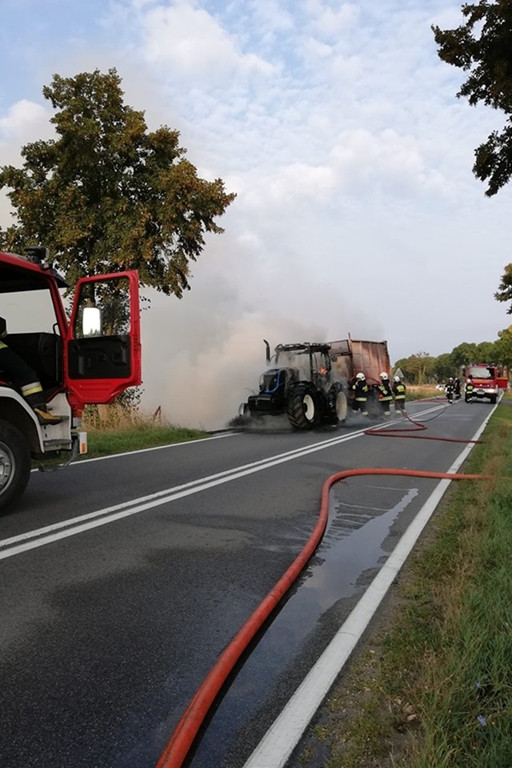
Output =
[
  {"x1": 81, "y1": 424, "x2": 209, "y2": 459},
  {"x1": 298, "y1": 399, "x2": 512, "y2": 768}
]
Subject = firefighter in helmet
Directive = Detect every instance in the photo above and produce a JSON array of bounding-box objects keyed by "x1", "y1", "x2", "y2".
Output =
[
  {"x1": 393, "y1": 375, "x2": 406, "y2": 415},
  {"x1": 445, "y1": 377, "x2": 455, "y2": 404},
  {"x1": 351, "y1": 372, "x2": 369, "y2": 415},
  {"x1": 377, "y1": 372, "x2": 393, "y2": 416}
]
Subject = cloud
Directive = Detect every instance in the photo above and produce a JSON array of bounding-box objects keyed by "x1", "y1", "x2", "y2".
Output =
[
  {"x1": 138, "y1": 0, "x2": 275, "y2": 83},
  {"x1": 0, "y1": 100, "x2": 52, "y2": 151},
  {"x1": 1, "y1": 0, "x2": 512, "y2": 429}
]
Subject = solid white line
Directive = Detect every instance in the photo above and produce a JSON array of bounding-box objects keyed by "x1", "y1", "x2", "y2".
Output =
[{"x1": 242, "y1": 403, "x2": 496, "y2": 768}]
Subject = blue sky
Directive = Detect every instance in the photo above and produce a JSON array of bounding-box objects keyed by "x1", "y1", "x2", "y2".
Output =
[{"x1": 1, "y1": 0, "x2": 511, "y2": 427}]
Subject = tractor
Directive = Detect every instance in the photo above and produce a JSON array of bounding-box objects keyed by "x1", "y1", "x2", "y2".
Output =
[{"x1": 240, "y1": 341, "x2": 348, "y2": 430}]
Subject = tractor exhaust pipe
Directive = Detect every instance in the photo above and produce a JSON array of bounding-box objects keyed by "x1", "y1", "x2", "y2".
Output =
[{"x1": 264, "y1": 339, "x2": 271, "y2": 363}]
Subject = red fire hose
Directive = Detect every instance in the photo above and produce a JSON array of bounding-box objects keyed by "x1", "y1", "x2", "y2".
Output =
[
  {"x1": 155, "y1": 448, "x2": 488, "y2": 766},
  {"x1": 364, "y1": 409, "x2": 483, "y2": 444}
]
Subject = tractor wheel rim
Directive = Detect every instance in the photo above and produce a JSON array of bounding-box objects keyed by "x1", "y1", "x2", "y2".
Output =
[{"x1": 303, "y1": 394, "x2": 315, "y2": 421}]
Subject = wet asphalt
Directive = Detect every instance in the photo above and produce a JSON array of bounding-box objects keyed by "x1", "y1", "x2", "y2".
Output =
[{"x1": 0, "y1": 398, "x2": 492, "y2": 768}]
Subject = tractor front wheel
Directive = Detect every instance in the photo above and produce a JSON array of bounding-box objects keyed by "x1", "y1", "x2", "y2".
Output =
[{"x1": 287, "y1": 384, "x2": 319, "y2": 429}]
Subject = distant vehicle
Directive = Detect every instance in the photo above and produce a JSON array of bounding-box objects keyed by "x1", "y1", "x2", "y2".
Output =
[
  {"x1": 463, "y1": 364, "x2": 508, "y2": 405},
  {"x1": 238, "y1": 337, "x2": 391, "y2": 429},
  {"x1": 436, "y1": 384, "x2": 445, "y2": 391}
]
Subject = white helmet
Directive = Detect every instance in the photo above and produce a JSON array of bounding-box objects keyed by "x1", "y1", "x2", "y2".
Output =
[
  {"x1": 393, "y1": 376, "x2": 401, "y2": 382},
  {"x1": 356, "y1": 372, "x2": 365, "y2": 380},
  {"x1": 380, "y1": 372, "x2": 389, "y2": 379}
]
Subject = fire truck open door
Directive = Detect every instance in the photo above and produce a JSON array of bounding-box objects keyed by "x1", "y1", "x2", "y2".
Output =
[{"x1": 65, "y1": 270, "x2": 142, "y2": 406}]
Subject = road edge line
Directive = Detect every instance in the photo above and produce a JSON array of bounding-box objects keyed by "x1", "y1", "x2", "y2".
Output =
[{"x1": 242, "y1": 403, "x2": 496, "y2": 768}]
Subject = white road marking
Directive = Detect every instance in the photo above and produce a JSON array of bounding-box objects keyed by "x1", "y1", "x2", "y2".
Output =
[
  {"x1": 242, "y1": 403, "x2": 495, "y2": 768},
  {"x1": 1, "y1": 402, "x2": 445, "y2": 561},
  {"x1": 1, "y1": 426, "x2": 371, "y2": 560}
]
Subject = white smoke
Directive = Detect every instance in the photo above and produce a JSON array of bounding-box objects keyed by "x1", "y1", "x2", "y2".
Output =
[{"x1": 139, "y1": 230, "x2": 384, "y2": 431}]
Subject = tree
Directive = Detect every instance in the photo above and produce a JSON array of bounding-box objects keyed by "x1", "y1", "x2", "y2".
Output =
[
  {"x1": 450, "y1": 342, "x2": 478, "y2": 368},
  {"x1": 432, "y1": 353, "x2": 453, "y2": 382},
  {"x1": 495, "y1": 326, "x2": 512, "y2": 366},
  {"x1": 475, "y1": 340, "x2": 498, "y2": 361},
  {"x1": 433, "y1": 1, "x2": 512, "y2": 197},
  {"x1": 393, "y1": 353, "x2": 435, "y2": 384},
  {"x1": 0, "y1": 69, "x2": 236, "y2": 296},
  {"x1": 494, "y1": 262, "x2": 512, "y2": 314}
]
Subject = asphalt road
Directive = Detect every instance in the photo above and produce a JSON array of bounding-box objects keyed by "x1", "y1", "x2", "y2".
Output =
[{"x1": 0, "y1": 397, "x2": 493, "y2": 768}]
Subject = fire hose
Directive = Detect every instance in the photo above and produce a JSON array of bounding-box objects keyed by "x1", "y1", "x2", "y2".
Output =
[{"x1": 155, "y1": 406, "x2": 488, "y2": 768}]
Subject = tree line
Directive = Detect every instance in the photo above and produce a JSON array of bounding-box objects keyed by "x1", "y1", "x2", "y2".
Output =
[{"x1": 394, "y1": 329, "x2": 512, "y2": 385}]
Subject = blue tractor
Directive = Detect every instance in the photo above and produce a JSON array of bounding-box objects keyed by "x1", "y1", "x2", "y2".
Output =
[{"x1": 240, "y1": 341, "x2": 348, "y2": 430}]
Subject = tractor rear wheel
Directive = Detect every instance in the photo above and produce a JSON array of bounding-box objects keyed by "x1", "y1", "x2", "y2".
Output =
[
  {"x1": 0, "y1": 420, "x2": 31, "y2": 512},
  {"x1": 287, "y1": 384, "x2": 319, "y2": 429}
]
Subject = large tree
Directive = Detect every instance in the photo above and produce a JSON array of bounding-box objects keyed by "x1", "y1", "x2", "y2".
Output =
[
  {"x1": 0, "y1": 69, "x2": 236, "y2": 295},
  {"x1": 393, "y1": 352, "x2": 435, "y2": 384},
  {"x1": 433, "y1": 1, "x2": 512, "y2": 198}
]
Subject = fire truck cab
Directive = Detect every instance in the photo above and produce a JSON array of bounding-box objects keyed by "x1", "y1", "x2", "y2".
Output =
[
  {"x1": 0, "y1": 247, "x2": 141, "y2": 510},
  {"x1": 464, "y1": 363, "x2": 507, "y2": 405}
]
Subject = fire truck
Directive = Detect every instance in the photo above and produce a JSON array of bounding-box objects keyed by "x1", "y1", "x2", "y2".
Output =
[
  {"x1": 0, "y1": 247, "x2": 141, "y2": 510},
  {"x1": 464, "y1": 363, "x2": 508, "y2": 404}
]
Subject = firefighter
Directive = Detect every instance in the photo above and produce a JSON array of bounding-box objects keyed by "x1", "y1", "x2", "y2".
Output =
[
  {"x1": 465, "y1": 375, "x2": 474, "y2": 403},
  {"x1": 0, "y1": 329, "x2": 62, "y2": 425},
  {"x1": 351, "y1": 372, "x2": 369, "y2": 415},
  {"x1": 454, "y1": 377, "x2": 461, "y2": 400},
  {"x1": 392, "y1": 375, "x2": 407, "y2": 415},
  {"x1": 377, "y1": 372, "x2": 393, "y2": 416},
  {"x1": 445, "y1": 377, "x2": 455, "y2": 404}
]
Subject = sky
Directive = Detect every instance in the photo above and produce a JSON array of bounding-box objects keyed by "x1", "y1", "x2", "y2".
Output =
[{"x1": 1, "y1": 0, "x2": 511, "y2": 429}]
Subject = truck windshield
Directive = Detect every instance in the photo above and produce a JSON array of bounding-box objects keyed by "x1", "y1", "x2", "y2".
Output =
[
  {"x1": 467, "y1": 366, "x2": 492, "y2": 379},
  {"x1": 2, "y1": 288, "x2": 61, "y2": 334}
]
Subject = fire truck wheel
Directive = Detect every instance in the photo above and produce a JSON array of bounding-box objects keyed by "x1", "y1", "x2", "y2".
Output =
[
  {"x1": 287, "y1": 384, "x2": 319, "y2": 429},
  {"x1": 0, "y1": 421, "x2": 31, "y2": 511}
]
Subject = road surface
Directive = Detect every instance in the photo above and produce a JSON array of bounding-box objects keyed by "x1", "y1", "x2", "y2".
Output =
[{"x1": 0, "y1": 397, "x2": 493, "y2": 767}]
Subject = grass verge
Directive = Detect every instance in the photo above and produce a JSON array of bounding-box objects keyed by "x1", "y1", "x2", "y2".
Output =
[
  {"x1": 297, "y1": 400, "x2": 512, "y2": 768},
  {"x1": 80, "y1": 423, "x2": 209, "y2": 459}
]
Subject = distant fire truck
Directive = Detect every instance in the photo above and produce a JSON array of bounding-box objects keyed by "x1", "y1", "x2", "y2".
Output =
[{"x1": 464, "y1": 364, "x2": 508, "y2": 404}]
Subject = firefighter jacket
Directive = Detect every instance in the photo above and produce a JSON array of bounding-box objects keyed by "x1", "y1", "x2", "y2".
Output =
[
  {"x1": 393, "y1": 381, "x2": 406, "y2": 401},
  {"x1": 352, "y1": 379, "x2": 369, "y2": 402},
  {"x1": 377, "y1": 380, "x2": 393, "y2": 402}
]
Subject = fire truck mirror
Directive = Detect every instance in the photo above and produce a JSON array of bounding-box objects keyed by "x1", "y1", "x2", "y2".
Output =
[{"x1": 82, "y1": 306, "x2": 102, "y2": 336}]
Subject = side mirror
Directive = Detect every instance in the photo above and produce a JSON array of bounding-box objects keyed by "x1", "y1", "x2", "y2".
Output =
[{"x1": 82, "y1": 306, "x2": 102, "y2": 336}]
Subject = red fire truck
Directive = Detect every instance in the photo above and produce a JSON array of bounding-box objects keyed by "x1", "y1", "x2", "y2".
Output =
[
  {"x1": 0, "y1": 247, "x2": 141, "y2": 509},
  {"x1": 464, "y1": 363, "x2": 508, "y2": 404}
]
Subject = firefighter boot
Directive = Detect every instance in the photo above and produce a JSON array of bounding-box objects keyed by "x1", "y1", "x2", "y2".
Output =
[
  {"x1": 34, "y1": 407, "x2": 63, "y2": 426},
  {"x1": 25, "y1": 390, "x2": 63, "y2": 426}
]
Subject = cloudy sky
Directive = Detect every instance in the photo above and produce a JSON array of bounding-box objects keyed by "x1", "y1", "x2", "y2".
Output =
[{"x1": 1, "y1": 0, "x2": 511, "y2": 428}]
